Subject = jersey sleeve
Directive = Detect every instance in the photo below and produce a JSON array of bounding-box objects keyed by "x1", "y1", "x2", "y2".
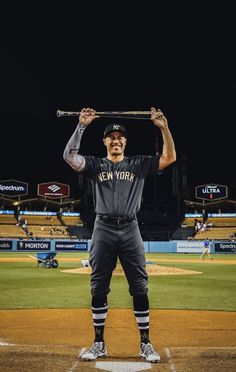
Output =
[
  {"x1": 80, "y1": 156, "x2": 98, "y2": 178},
  {"x1": 141, "y1": 154, "x2": 161, "y2": 176}
]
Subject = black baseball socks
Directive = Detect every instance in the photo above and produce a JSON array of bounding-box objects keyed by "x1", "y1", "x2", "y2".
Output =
[
  {"x1": 133, "y1": 294, "x2": 150, "y2": 344},
  {"x1": 92, "y1": 296, "x2": 108, "y2": 342}
]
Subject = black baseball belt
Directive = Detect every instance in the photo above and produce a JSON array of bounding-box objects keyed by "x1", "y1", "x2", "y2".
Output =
[{"x1": 97, "y1": 214, "x2": 136, "y2": 225}]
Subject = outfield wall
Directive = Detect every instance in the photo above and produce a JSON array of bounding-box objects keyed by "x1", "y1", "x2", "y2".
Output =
[{"x1": 0, "y1": 239, "x2": 236, "y2": 253}]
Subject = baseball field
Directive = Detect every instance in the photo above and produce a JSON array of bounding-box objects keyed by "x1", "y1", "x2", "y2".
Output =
[{"x1": 0, "y1": 252, "x2": 236, "y2": 371}]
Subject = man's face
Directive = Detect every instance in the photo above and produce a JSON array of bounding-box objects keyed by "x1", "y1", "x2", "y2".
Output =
[{"x1": 103, "y1": 131, "x2": 127, "y2": 156}]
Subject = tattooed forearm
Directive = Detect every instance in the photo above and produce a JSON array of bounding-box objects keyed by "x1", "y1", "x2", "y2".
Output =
[{"x1": 63, "y1": 123, "x2": 86, "y2": 172}]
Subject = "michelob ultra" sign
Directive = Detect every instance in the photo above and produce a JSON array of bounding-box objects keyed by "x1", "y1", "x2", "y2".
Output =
[{"x1": 195, "y1": 183, "x2": 228, "y2": 201}]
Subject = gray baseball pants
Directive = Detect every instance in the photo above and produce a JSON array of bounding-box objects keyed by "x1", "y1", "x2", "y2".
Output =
[{"x1": 89, "y1": 216, "x2": 148, "y2": 297}]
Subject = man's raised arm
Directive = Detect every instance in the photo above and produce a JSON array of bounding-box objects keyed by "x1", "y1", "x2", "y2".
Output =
[
  {"x1": 151, "y1": 107, "x2": 176, "y2": 171},
  {"x1": 63, "y1": 108, "x2": 99, "y2": 172}
]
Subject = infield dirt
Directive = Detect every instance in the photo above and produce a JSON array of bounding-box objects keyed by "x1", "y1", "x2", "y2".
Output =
[{"x1": 0, "y1": 308, "x2": 236, "y2": 371}]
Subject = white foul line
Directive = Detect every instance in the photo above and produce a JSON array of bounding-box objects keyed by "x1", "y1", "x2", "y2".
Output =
[
  {"x1": 171, "y1": 346, "x2": 236, "y2": 349},
  {"x1": 0, "y1": 341, "x2": 16, "y2": 346},
  {"x1": 68, "y1": 347, "x2": 86, "y2": 372},
  {"x1": 165, "y1": 348, "x2": 177, "y2": 372}
]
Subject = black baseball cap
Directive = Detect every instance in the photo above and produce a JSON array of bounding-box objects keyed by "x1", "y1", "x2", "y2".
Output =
[{"x1": 103, "y1": 124, "x2": 127, "y2": 138}]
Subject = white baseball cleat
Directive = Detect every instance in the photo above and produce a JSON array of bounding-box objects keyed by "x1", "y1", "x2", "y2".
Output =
[
  {"x1": 139, "y1": 342, "x2": 161, "y2": 363},
  {"x1": 81, "y1": 341, "x2": 107, "y2": 361}
]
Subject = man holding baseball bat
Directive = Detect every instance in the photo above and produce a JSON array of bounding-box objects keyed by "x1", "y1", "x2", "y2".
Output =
[{"x1": 63, "y1": 107, "x2": 176, "y2": 363}]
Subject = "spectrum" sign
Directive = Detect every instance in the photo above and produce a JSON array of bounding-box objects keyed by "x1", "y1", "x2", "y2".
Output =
[{"x1": 0, "y1": 179, "x2": 28, "y2": 197}]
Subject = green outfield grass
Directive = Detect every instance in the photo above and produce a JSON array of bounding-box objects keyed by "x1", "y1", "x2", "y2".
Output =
[{"x1": 0, "y1": 252, "x2": 235, "y2": 311}]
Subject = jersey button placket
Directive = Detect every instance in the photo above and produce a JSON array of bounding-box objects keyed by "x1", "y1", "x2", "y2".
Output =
[{"x1": 113, "y1": 164, "x2": 119, "y2": 216}]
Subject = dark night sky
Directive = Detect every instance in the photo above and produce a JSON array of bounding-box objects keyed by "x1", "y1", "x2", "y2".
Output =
[{"x1": 1, "y1": 0, "x2": 236, "y2": 202}]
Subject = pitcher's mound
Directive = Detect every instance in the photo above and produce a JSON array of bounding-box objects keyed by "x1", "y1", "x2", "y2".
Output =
[{"x1": 62, "y1": 264, "x2": 202, "y2": 276}]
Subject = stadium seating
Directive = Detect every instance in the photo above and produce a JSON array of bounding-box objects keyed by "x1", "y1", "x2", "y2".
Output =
[
  {"x1": 207, "y1": 217, "x2": 236, "y2": 227},
  {"x1": 0, "y1": 224, "x2": 27, "y2": 238},
  {"x1": 0, "y1": 214, "x2": 17, "y2": 224},
  {"x1": 194, "y1": 227, "x2": 236, "y2": 240},
  {"x1": 22, "y1": 215, "x2": 60, "y2": 225},
  {"x1": 61, "y1": 215, "x2": 83, "y2": 226},
  {"x1": 28, "y1": 225, "x2": 69, "y2": 239}
]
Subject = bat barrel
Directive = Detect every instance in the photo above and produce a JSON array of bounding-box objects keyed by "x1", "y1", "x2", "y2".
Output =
[{"x1": 57, "y1": 110, "x2": 80, "y2": 117}]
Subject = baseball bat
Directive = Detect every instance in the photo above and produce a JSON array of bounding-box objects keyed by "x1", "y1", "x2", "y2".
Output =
[{"x1": 56, "y1": 110, "x2": 159, "y2": 120}]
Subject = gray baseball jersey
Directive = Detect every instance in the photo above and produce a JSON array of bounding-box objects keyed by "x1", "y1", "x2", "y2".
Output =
[
  {"x1": 82, "y1": 155, "x2": 161, "y2": 216},
  {"x1": 63, "y1": 122, "x2": 161, "y2": 217}
]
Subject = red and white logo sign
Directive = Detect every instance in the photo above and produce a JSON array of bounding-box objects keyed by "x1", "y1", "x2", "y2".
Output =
[{"x1": 37, "y1": 182, "x2": 70, "y2": 199}]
